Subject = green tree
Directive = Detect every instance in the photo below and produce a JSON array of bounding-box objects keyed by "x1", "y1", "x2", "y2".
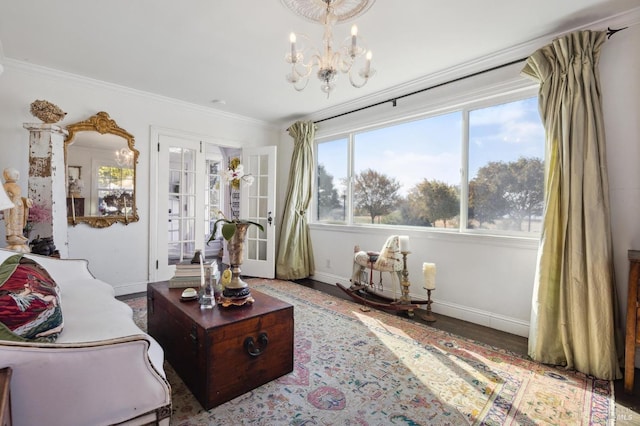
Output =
[
  {"x1": 316, "y1": 164, "x2": 342, "y2": 220},
  {"x1": 398, "y1": 197, "x2": 431, "y2": 226},
  {"x1": 469, "y1": 157, "x2": 544, "y2": 231},
  {"x1": 353, "y1": 169, "x2": 401, "y2": 223},
  {"x1": 504, "y1": 157, "x2": 544, "y2": 231},
  {"x1": 407, "y1": 179, "x2": 459, "y2": 227},
  {"x1": 468, "y1": 161, "x2": 510, "y2": 227}
]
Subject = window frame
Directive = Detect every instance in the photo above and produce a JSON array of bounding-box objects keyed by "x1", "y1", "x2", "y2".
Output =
[{"x1": 312, "y1": 79, "x2": 542, "y2": 239}]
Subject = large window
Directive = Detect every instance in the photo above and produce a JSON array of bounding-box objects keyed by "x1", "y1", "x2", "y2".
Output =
[{"x1": 315, "y1": 95, "x2": 545, "y2": 236}]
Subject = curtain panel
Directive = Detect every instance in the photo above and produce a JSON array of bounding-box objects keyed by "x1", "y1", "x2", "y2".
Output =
[
  {"x1": 522, "y1": 30, "x2": 621, "y2": 380},
  {"x1": 275, "y1": 121, "x2": 316, "y2": 280}
]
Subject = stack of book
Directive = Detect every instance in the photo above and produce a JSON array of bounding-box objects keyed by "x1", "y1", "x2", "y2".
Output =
[{"x1": 168, "y1": 260, "x2": 218, "y2": 288}]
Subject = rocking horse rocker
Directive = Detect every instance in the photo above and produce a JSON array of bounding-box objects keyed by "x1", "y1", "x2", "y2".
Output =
[{"x1": 336, "y1": 235, "x2": 429, "y2": 317}]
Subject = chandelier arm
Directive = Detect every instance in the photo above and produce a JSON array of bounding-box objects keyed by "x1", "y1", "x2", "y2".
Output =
[
  {"x1": 293, "y1": 78, "x2": 309, "y2": 92},
  {"x1": 348, "y1": 67, "x2": 375, "y2": 88},
  {"x1": 336, "y1": 52, "x2": 353, "y2": 73},
  {"x1": 293, "y1": 61, "x2": 314, "y2": 80}
]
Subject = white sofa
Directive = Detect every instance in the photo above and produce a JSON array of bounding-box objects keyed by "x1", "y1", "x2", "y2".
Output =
[{"x1": 0, "y1": 249, "x2": 171, "y2": 426}]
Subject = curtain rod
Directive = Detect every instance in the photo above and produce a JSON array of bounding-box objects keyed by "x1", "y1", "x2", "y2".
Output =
[{"x1": 311, "y1": 26, "x2": 627, "y2": 126}]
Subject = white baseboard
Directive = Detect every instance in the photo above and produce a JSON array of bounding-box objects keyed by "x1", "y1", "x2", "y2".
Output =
[
  {"x1": 312, "y1": 271, "x2": 529, "y2": 338},
  {"x1": 114, "y1": 282, "x2": 148, "y2": 297},
  {"x1": 313, "y1": 271, "x2": 351, "y2": 287},
  {"x1": 433, "y1": 300, "x2": 529, "y2": 338}
]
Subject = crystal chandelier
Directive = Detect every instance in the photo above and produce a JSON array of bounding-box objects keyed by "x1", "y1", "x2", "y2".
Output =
[
  {"x1": 115, "y1": 147, "x2": 133, "y2": 167},
  {"x1": 282, "y1": 0, "x2": 376, "y2": 96}
]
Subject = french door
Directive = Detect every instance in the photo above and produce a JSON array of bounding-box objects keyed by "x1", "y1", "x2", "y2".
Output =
[
  {"x1": 149, "y1": 128, "x2": 277, "y2": 282},
  {"x1": 240, "y1": 146, "x2": 277, "y2": 279},
  {"x1": 154, "y1": 134, "x2": 206, "y2": 281}
]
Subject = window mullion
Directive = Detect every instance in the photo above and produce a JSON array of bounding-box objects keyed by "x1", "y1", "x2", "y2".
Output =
[
  {"x1": 347, "y1": 133, "x2": 355, "y2": 225},
  {"x1": 460, "y1": 109, "x2": 470, "y2": 232}
]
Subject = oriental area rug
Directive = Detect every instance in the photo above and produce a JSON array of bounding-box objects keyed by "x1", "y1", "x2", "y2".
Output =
[{"x1": 126, "y1": 279, "x2": 614, "y2": 425}]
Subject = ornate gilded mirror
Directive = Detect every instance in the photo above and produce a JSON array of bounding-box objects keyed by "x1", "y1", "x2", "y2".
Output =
[{"x1": 64, "y1": 111, "x2": 139, "y2": 228}]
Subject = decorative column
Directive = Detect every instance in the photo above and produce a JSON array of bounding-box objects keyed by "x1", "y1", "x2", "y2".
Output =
[{"x1": 23, "y1": 123, "x2": 69, "y2": 258}]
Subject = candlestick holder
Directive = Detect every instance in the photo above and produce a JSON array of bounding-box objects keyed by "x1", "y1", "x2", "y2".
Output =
[
  {"x1": 400, "y1": 251, "x2": 411, "y2": 305},
  {"x1": 421, "y1": 288, "x2": 437, "y2": 322}
]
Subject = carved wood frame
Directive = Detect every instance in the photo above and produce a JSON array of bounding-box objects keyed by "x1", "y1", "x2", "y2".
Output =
[{"x1": 64, "y1": 111, "x2": 139, "y2": 228}]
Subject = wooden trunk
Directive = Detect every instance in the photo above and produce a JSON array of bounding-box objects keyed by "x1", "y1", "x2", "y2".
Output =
[{"x1": 147, "y1": 282, "x2": 294, "y2": 409}]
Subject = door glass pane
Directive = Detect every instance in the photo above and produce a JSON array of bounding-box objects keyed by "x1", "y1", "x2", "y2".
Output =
[
  {"x1": 259, "y1": 240, "x2": 267, "y2": 260},
  {"x1": 248, "y1": 240, "x2": 256, "y2": 259},
  {"x1": 169, "y1": 170, "x2": 180, "y2": 193}
]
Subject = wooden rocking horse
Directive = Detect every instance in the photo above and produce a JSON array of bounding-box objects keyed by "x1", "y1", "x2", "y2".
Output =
[{"x1": 336, "y1": 235, "x2": 428, "y2": 317}]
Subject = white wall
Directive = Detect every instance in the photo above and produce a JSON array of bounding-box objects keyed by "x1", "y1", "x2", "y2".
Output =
[
  {"x1": 279, "y1": 11, "x2": 640, "y2": 349},
  {"x1": 0, "y1": 62, "x2": 279, "y2": 295},
  {"x1": 602, "y1": 19, "x2": 640, "y2": 368}
]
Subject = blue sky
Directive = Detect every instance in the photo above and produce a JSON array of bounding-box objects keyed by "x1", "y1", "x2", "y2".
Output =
[{"x1": 318, "y1": 97, "x2": 544, "y2": 196}]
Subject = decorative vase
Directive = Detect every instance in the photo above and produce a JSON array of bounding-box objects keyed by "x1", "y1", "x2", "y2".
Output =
[{"x1": 223, "y1": 222, "x2": 251, "y2": 299}]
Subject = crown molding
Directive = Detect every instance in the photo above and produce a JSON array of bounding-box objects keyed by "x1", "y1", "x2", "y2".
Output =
[
  {"x1": 306, "y1": 6, "x2": 640, "y2": 124},
  {"x1": 3, "y1": 58, "x2": 279, "y2": 131}
]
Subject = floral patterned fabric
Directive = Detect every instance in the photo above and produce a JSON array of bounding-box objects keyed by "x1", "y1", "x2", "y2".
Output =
[{"x1": 0, "y1": 254, "x2": 63, "y2": 342}]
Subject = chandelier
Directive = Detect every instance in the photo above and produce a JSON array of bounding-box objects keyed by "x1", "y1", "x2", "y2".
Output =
[
  {"x1": 282, "y1": 0, "x2": 376, "y2": 96},
  {"x1": 115, "y1": 147, "x2": 133, "y2": 167}
]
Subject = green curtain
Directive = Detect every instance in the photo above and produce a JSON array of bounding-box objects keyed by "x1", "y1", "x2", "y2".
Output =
[
  {"x1": 521, "y1": 30, "x2": 621, "y2": 380},
  {"x1": 276, "y1": 120, "x2": 316, "y2": 280}
]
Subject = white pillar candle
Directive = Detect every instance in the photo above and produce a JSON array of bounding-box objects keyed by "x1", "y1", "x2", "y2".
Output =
[
  {"x1": 351, "y1": 25, "x2": 358, "y2": 52},
  {"x1": 365, "y1": 50, "x2": 372, "y2": 75},
  {"x1": 289, "y1": 33, "x2": 297, "y2": 62},
  {"x1": 399, "y1": 235, "x2": 410, "y2": 252},
  {"x1": 423, "y1": 262, "x2": 436, "y2": 290},
  {"x1": 199, "y1": 253, "x2": 205, "y2": 287}
]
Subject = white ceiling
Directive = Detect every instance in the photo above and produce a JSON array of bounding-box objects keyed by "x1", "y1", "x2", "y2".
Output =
[{"x1": 0, "y1": 1, "x2": 637, "y2": 127}]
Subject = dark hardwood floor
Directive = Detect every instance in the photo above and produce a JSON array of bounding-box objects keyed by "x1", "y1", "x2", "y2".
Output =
[{"x1": 293, "y1": 278, "x2": 640, "y2": 423}]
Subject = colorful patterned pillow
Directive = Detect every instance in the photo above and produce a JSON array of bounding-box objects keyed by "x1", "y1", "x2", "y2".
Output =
[{"x1": 0, "y1": 254, "x2": 64, "y2": 343}]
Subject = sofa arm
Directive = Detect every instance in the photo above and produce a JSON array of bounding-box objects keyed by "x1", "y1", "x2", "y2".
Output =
[{"x1": 0, "y1": 335, "x2": 171, "y2": 426}]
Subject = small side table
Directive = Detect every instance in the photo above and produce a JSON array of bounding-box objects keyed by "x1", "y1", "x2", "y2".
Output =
[
  {"x1": 625, "y1": 250, "x2": 640, "y2": 393},
  {"x1": 0, "y1": 367, "x2": 12, "y2": 426}
]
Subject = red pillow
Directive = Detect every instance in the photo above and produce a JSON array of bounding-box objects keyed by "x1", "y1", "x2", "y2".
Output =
[{"x1": 0, "y1": 254, "x2": 64, "y2": 343}]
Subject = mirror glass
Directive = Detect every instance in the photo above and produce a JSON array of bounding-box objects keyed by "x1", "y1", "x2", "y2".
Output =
[{"x1": 64, "y1": 112, "x2": 139, "y2": 228}]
